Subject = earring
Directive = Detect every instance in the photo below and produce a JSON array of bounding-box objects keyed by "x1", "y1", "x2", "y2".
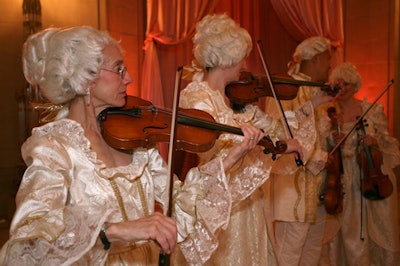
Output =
[{"x1": 85, "y1": 89, "x2": 91, "y2": 105}]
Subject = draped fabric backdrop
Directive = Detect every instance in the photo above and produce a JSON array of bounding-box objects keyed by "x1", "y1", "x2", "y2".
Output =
[
  {"x1": 269, "y1": 0, "x2": 344, "y2": 70},
  {"x1": 141, "y1": 0, "x2": 344, "y2": 110},
  {"x1": 141, "y1": 0, "x2": 218, "y2": 107}
]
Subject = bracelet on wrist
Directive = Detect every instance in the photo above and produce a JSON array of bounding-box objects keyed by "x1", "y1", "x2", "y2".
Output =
[{"x1": 99, "y1": 222, "x2": 111, "y2": 250}]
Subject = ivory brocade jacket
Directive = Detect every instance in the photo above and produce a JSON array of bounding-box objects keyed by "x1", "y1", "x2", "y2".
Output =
[{"x1": 173, "y1": 79, "x2": 317, "y2": 266}]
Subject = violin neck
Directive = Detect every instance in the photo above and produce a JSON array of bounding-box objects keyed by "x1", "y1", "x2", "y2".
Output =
[
  {"x1": 357, "y1": 122, "x2": 376, "y2": 169},
  {"x1": 362, "y1": 146, "x2": 376, "y2": 169},
  {"x1": 178, "y1": 113, "x2": 242, "y2": 135},
  {"x1": 178, "y1": 113, "x2": 275, "y2": 149}
]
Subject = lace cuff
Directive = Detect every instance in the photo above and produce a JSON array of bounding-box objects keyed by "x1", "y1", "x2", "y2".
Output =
[
  {"x1": 174, "y1": 157, "x2": 230, "y2": 241},
  {"x1": 2, "y1": 206, "x2": 110, "y2": 265},
  {"x1": 175, "y1": 157, "x2": 232, "y2": 265}
]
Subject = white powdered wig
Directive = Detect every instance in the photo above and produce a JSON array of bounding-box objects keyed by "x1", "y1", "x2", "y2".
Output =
[
  {"x1": 193, "y1": 13, "x2": 252, "y2": 70},
  {"x1": 329, "y1": 62, "x2": 362, "y2": 92},
  {"x1": 288, "y1": 36, "x2": 331, "y2": 75},
  {"x1": 23, "y1": 26, "x2": 118, "y2": 104}
]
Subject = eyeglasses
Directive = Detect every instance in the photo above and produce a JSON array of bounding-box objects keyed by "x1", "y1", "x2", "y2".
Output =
[{"x1": 101, "y1": 65, "x2": 127, "y2": 80}]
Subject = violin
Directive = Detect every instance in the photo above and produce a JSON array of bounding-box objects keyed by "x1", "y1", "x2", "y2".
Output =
[
  {"x1": 322, "y1": 107, "x2": 344, "y2": 215},
  {"x1": 356, "y1": 118, "x2": 393, "y2": 200},
  {"x1": 225, "y1": 71, "x2": 339, "y2": 109},
  {"x1": 98, "y1": 95, "x2": 287, "y2": 159}
]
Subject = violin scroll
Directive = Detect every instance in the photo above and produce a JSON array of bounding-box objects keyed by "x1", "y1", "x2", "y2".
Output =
[{"x1": 261, "y1": 136, "x2": 287, "y2": 160}]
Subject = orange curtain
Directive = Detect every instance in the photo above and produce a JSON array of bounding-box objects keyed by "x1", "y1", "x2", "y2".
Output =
[
  {"x1": 141, "y1": 0, "x2": 218, "y2": 108},
  {"x1": 269, "y1": 0, "x2": 344, "y2": 65},
  {"x1": 141, "y1": 0, "x2": 344, "y2": 107},
  {"x1": 141, "y1": 0, "x2": 293, "y2": 108}
]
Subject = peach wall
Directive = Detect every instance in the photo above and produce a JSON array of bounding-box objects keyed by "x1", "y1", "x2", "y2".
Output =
[
  {"x1": 344, "y1": 0, "x2": 396, "y2": 133},
  {"x1": 107, "y1": 0, "x2": 145, "y2": 97}
]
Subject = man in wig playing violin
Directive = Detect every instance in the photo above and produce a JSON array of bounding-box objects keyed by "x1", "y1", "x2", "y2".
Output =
[{"x1": 264, "y1": 36, "x2": 335, "y2": 266}]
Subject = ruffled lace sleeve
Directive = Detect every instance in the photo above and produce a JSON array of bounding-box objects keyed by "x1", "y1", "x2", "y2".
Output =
[
  {"x1": 0, "y1": 125, "x2": 110, "y2": 265},
  {"x1": 173, "y1": 152, "x2": 272, "y2": 265},
  {"x1": 173, "y1": 158, "x2": 229, "y2": 263}
]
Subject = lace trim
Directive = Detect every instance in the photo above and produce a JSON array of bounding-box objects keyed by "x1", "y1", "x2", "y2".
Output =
[
  {"x1": 136, "y1": 179, "x2": 149, "y2": 216},
  {"x1": 108, "y1": 177, "x2": 149, "y2": 251},
  {"x1": 33, "y1": 118, "x2": 91, "y2": 153},
  {"x1": 108, "y1": 178, "x2": 149, "y2": 220},
  {"x1": 109, "y1": 178, "x2": 129, "y2": 221},
  {"x1": 293, "y1": 170, "x2": 302, "y2": 221},
  {"x1": 304, "y1": 169, "x2": 316, "y2": 222}
]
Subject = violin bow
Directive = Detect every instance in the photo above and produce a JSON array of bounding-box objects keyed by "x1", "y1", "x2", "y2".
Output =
[
  {"x1": 328, "y1": 79, "x2": 394, "y2": 156},
  {"x1": 256, "y1": 40, "x2": 303, "y2": 166},
  {"x1": 159, "y1": 66, "x2": 183, "y2": 266}
]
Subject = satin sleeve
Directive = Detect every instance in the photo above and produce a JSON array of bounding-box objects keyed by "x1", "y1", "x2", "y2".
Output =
[
  {"x1": 173, "y1": 158, "x2": 229, "y2": 263},
  {"x1": 2, "y1": 134, "x2": 109, "y2": 265}
]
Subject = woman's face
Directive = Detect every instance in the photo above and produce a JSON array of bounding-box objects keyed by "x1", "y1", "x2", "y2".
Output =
[
  {"x1": 91, "y1": 43, "x2": 132, "y2": 111},
  {"x1": 335, "y1": 78, "x2": 357, "y2": 101}
]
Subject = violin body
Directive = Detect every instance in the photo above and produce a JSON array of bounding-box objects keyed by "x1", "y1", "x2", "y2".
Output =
[
  {"x1": 225, "y1": 71, "x2": 339, "y2": 110},
  {"x1": 98, "y1": 96, "x2": 287, "y2": 157},
  {"x1": 98, "y1": 96, "x2": 219, "y2": 152},
  {"x1": 324, "y1": 150, "x2": 344, "y2": 214},
  {"x1": 322, "y1": 107, "x2": 344, "y2": 215},
  {"x1": 357, "y1": 119, "x2": 393, "y2": 200},
  {"x1": 225, "y1": 72, "x2": 299, "y2": 105},
  {"x1": 359, "y1": 146, "x2": 393, "y2": 200}
]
